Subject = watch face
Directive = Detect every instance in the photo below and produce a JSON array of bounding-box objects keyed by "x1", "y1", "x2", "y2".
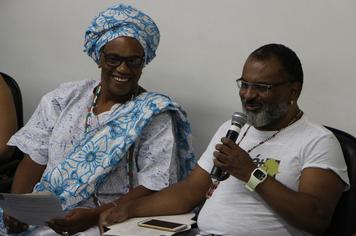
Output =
[{"x1": 254, "y1": 169, "x2": 267, "y2": 180}]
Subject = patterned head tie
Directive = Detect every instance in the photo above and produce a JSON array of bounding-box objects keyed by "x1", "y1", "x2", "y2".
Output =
[{"x1": 84, "y1": 4, "x2": 160, "y2": 66}]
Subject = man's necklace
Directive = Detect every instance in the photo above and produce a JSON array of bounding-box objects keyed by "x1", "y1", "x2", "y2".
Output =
[
  {"x1": 238, "y1": 110, "x2": 303, "y2": 153},
  {"x1": 206, "y1": 110, "x2": 303, "y2": 199}
]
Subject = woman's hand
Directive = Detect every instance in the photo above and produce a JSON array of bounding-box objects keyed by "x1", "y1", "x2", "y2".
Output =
[
  {"x1": 3, "y1": 212, "x2": 28, "y2": 234},
  {"x1": 98, "y1": 203, "x2": 131, "y2": 235},
  {"x1": 47, "y1": 208, "x2": 98, "y2": 235}
]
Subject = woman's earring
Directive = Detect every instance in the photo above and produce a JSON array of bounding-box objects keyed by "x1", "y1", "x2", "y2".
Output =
[{"x1": 290, "y1": 100, "x2": 294, "y2": 105}]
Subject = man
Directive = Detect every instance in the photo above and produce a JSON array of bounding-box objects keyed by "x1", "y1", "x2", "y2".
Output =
[{"x1": 99, "y1": 44, "x2": 349, "y2": 236}]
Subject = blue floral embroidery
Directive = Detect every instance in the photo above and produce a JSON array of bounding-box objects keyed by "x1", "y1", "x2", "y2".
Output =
[{"x1": 33, "y1": 92, "x2": 195, "y2": 210}]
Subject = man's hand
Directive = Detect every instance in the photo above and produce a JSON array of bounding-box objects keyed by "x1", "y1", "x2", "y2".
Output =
[
  {"x1": 213, "y1": 137, "x2": 256, "y2": 182},
  {"x1": 98, "y1": 203, "x2": 131, "y2": 235},
  {"x1": 3, "y1": 212, "x2": 28, "y2": 234},
  {"x1": 47, "y1": 208, "x2": 98, "y2": 235}
]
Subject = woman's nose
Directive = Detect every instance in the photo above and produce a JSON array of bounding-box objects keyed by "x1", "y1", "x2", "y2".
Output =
[{"x1": 115, "y1": 61, "x2": 130, "y2": 72}]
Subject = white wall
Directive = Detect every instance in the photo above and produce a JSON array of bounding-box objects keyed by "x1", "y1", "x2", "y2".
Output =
[{"x1": 1, "y1": 0, "x2": 355, "y2": 156}]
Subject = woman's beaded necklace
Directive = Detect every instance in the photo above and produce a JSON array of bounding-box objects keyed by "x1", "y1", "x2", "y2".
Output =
[
  {"x1": 237, "y1": 110, "x2": 303, "y2": 153},
  {"x1": 85, "y1": 84, "x2": 139, "y2": 198},
  {"x1": 84, "y1": 84, "x2": 102, "y2": 133}
]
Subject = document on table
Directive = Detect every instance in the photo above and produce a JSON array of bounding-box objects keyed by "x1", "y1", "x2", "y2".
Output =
[
  {"x1": 104, "y1": 212, "x2": 196, "y2": 236},
  {"x1": 0, "y1": 192, "x2": 65, "y2": 225}
]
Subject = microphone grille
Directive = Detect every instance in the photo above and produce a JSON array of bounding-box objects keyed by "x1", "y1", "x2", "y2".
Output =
[{"x1": 231, "y1": 112, "x2": 247, "y2": 127}]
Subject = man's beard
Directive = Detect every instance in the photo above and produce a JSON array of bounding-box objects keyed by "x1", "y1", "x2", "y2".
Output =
[{"x1": 242, "y1": 100, "x2": 289, "y2": 128}]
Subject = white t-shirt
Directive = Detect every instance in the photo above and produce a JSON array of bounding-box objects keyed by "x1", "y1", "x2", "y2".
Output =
[{"x1": 197, "y1": 115, "x2": 349, "y2": 236}]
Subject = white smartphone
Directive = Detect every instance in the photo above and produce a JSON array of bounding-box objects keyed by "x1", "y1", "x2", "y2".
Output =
[{"x1": 137, "y1": 218, "x2": 188, "y2": 232}]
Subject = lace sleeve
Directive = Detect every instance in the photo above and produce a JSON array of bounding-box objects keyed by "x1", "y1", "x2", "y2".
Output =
[{"x1": 134, "y1": 111, "x2": 178, "y2": 190}]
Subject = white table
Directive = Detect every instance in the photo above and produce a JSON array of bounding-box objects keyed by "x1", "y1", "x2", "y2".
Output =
[{"x1": 104, "y1": 212, "x2": 196, "y2": 236}]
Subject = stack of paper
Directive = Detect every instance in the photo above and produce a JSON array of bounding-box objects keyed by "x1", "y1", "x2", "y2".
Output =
[{"x1": 0, "y1": 192, "x2": 64, "y2": 225}]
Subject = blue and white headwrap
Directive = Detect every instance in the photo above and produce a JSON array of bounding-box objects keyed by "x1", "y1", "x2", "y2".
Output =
[{"x1": 84, "y1": 3, "x2": 160, "y2": 65}]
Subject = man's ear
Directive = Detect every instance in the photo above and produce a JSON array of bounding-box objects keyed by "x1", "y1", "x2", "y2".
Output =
[{"x1": 290, "y1": 82, "x2": 302, "y2": 100}]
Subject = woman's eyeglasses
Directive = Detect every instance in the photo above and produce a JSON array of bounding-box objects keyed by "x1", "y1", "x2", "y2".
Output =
[{"x1": 102, "y1": 51, "x2": 144, "y2": 69}]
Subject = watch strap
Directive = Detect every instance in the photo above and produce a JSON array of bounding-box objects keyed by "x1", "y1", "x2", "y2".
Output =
[{"x1": 245, "y1": 167, "x2": 268, "y2": 192}]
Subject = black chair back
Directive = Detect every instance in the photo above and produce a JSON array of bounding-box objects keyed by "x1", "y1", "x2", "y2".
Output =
[
  {"x1": 1, "y1": 72, "x2": 23, "y2": 128},
  {"x1": 323, "y1": 126, "x2": 356, "y2": 236},
  {"x1": 0, "y1": 72, "x2": 24, "y2": 192}
]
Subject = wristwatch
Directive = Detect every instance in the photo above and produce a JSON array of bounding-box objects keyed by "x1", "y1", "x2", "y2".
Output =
[{"x1": 245, "y1": 167, "x2": 268, "y2": 192}]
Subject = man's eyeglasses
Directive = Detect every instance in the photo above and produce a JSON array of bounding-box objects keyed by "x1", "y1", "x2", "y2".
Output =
[
  {"x1": 236, "y1": 78, "x2": 290, "y2": 94},
  {"x1": 102, "y1": 51, "x2": 144, "y2": 69}
]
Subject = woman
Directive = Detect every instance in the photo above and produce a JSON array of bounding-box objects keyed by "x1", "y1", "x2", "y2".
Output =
[
  {"x1": 0, "y1": 4, "x2": 195, "y2": 236},
  {"x1": 0, "y1": 74, "x2": 17, "y2": 163}
]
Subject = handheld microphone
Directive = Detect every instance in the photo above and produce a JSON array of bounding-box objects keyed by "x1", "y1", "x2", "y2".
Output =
[{"x1": 210, "y1": 112, "x2": 247, "y2": 181}]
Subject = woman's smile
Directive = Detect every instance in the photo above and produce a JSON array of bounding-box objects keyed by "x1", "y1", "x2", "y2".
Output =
[{"x1": 112, "y1": 75, "x2": 130, "y2": 83}]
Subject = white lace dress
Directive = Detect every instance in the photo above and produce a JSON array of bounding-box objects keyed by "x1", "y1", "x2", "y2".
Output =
[{"x1": 7, "y1": 79, "x2": 178, "y2": 236}]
